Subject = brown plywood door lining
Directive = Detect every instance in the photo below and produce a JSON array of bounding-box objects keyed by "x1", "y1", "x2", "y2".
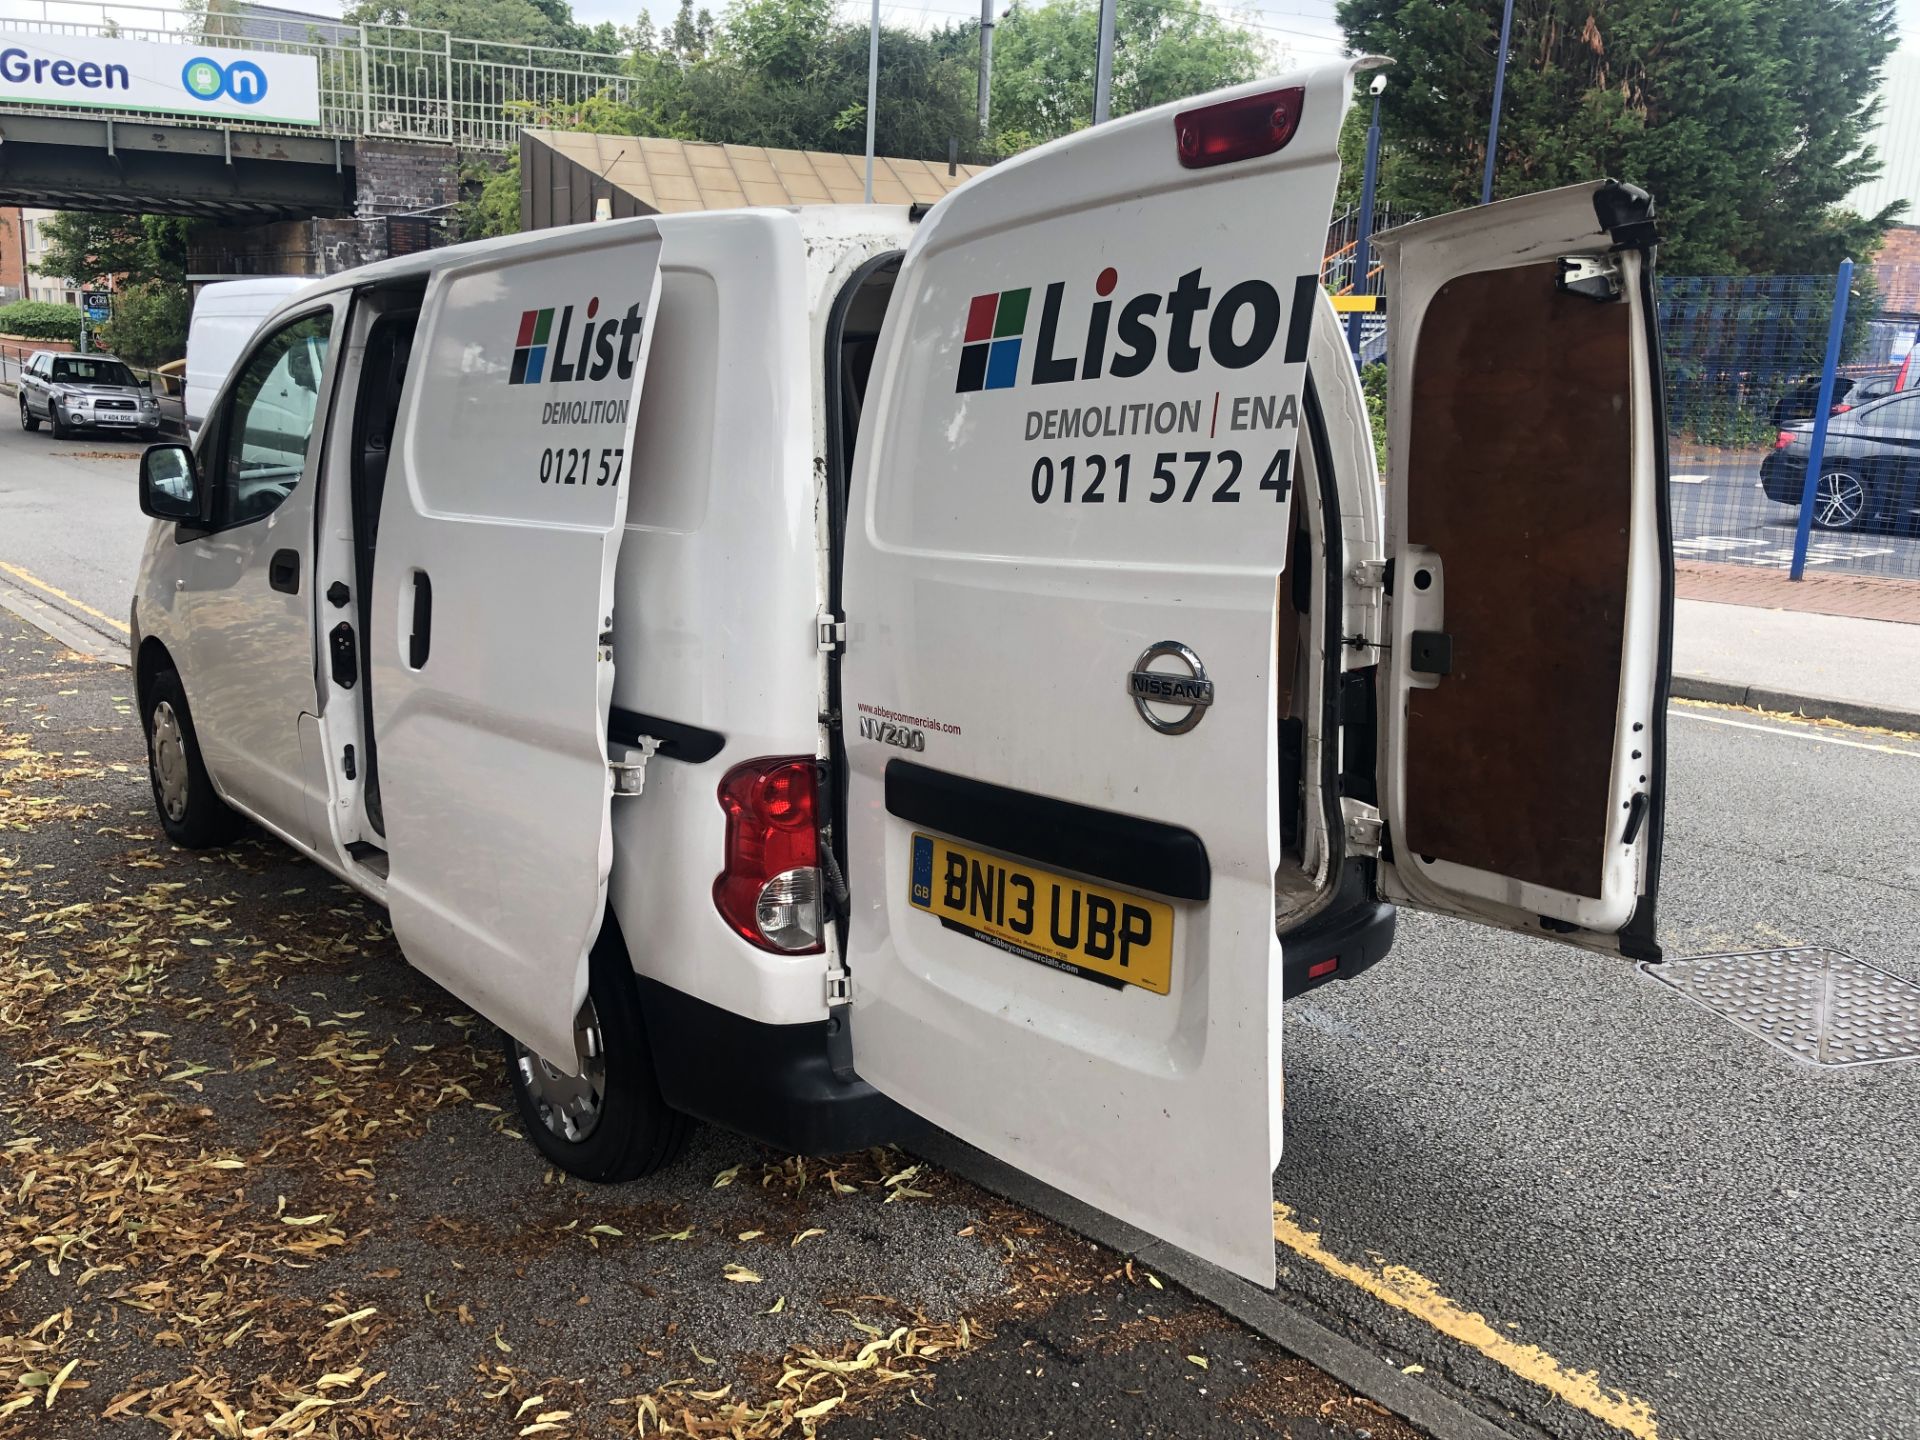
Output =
[{"x1": 1400, "y1": 260, "x2": 1632, "y2": 899}]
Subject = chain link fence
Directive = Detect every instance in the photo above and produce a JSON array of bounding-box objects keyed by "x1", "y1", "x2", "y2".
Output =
[{"x1": 1659, "y1": 272, "x2": 1917, "y2": 581}]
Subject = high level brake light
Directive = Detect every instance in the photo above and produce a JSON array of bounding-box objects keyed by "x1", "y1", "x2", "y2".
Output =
[
  {"x1": 1174, "y1": 86, "x2": 1305, "y2": 169},
  {"x1": 713, "y1": 758, "x2": 824, "y2": 954}
]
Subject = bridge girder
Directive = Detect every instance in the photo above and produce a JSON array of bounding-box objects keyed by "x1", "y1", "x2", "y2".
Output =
[{"x1": 0, "y1": 113, "x2": 356, "y2": 219}]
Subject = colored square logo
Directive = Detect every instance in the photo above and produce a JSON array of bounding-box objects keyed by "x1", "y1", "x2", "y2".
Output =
[
  {"x1": 956, "y1": 289, "x2": 1031, "y2": 392},
  {"x1": 510, "y1": 308, "x2": 553, "y2": 385}
]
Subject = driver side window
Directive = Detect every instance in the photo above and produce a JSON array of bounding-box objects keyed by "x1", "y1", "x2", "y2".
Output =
[{"x1": 215, "y1": 310, "x2": 335, "y2": 528}]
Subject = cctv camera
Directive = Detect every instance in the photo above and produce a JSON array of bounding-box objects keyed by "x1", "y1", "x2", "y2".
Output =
[{"x1": 1369, "y1": 74, "x2": 1388, "y2": 96}]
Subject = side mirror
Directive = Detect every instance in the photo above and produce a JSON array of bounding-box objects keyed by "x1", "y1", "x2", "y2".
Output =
[{"x1": 139, "y1": 443, "x2": 207, "y2": 523}]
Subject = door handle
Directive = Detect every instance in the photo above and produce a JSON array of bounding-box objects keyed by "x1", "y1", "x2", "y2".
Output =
[
  {"x1": 408, "y1": 569, "x2": 432, "y2": 669},
  {"x1": 269, "y1": 549, "x2": 300, "y2": 594}
]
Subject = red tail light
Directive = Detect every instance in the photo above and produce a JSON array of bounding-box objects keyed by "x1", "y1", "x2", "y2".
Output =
[
  {"x1": 1830, "y1": 402, "x2": 1852, "y2": 414},
  {"x1": 1774, "y1": 431, "x2": 1795, "y2": 449},
  {"x1": 714, "y1": 757, "x2": 823, "y2": 954},
  {"x1": 1174, "y1": 86, "x2": 1304, "y2": 169}
]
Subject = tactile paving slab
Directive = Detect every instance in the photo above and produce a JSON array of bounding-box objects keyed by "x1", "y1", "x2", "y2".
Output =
[{"x1": 1640, "y1": 947, "x2": 1920, "y2": 1068}]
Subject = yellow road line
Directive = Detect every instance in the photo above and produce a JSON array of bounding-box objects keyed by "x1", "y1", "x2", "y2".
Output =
[
  {"x1": 0, "y1": 561, "x2": 130, "y2": 634},
  {"x1": 1274, "y1": 1203, "x2": 1661, "y2": 1439}
]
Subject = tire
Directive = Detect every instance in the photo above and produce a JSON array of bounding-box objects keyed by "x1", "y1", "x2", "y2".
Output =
[
  {"x1": 18, "y1": 396, "x2": 38, "y2": 432},
  {"x1": 1811, "y1": 466, "x2": 1873, "y2": 531},
  {"x1": 48, "y1": 403, "x2": 69, "y2": 440},
  {"x1": 503, "y1": 933, "x2": 692, "y2": 1182},
  {"x1": 141, "y1": 668, "x2": 244, "y2": 848}
]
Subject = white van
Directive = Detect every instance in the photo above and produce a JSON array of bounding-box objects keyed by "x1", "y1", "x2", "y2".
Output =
[
  {"x1": 129, "y1": 61, "x2": 1673, "y2": 1286},
  {"x1": 183, "y1": 276, "x2": 314, "y2": 431}
]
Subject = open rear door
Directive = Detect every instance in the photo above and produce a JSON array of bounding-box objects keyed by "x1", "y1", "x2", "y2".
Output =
[
  {"x1": 840, "y1": 63, "x2": 1356, "y2": 1286},
  {"x1": 372, "y1": 221, "x2": 664, "y2": 1070},
  {"x1": 1370, "y1": 182, "x2": 1671, "y2": 958}
]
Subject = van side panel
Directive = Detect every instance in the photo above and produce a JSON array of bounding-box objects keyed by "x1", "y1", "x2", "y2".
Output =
[{"x1": 607, "y1": 211, "x2": 828, "y2": 1028}]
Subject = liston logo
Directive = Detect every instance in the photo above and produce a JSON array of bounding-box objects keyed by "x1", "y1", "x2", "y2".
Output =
[
  {"x1": 510, "y1": 298, "x2": 648, "y2": 385},
  {"x1": 181, "y1": 55, "x2": 269, "y2": 105},
  {"x1": 957, "y1": 265, "x2": 1312, "y2": 394}
]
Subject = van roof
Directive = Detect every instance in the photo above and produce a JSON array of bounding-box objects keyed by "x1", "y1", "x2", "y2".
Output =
[{"x1": 292, "y1": 204, "x2": 923, "y2": 303}]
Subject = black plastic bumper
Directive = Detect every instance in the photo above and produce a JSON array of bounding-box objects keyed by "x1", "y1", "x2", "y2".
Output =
[
  {"x1": 1279, "y1": 859, "x2": 1396, "y2": 1000},
  {"x1": 636, "y1": 976, "x2": 925, "y2": 1156}
]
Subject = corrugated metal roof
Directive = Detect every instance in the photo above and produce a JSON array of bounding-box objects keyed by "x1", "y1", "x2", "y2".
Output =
[
  {"x1": 1848, "y1": 46, "x2": 1920, "y2": 220},
  {"x1": 525, "y1": 128, "x2": 987, "y2": 214}
]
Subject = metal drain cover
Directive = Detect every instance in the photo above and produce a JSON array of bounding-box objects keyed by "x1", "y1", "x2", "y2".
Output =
[{"x1": 1641, "y1": 948, "x2": 1920, "y2": 1067}]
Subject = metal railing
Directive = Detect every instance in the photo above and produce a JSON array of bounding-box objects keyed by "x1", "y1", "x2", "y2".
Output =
[{"x1": 0, "y1": 1, "x2": 652, "y2": 150}]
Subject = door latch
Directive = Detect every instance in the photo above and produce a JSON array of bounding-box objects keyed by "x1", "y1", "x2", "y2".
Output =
[
  {"x1": 825, "y1": 968, "x2": 851, "y2": 1006},
  {"x1": 816, "y1": 611, "x2": 847, "y2": 655},
  {"x1": 1557, "y1": 255, "x2": 1623, "y2": 302},
  {"x1": 610, "y1": 736, "x2": 662, "y2": 797}
]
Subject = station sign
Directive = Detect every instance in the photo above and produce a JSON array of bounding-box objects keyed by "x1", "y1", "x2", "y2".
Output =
[{"x1": 0, "y1": 32, "x2": 321, "y2": 126}]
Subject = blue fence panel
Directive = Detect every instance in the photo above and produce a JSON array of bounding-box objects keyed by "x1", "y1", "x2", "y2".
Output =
[{"x1": 1657, "y1": 272, "x2": 1916, "y2": 581}]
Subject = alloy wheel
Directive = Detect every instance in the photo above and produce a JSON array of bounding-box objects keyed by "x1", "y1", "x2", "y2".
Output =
[
  {"x1": 1813, "y1": 469, "x2": 1868, "y2": 530},
  {"x1": 514, "y1": 999, "x2": 608, "y2": 1144}
]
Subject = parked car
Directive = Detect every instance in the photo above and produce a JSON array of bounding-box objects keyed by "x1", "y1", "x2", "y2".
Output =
[
  {"x1": 17, "y1": 351, "x2": 163, "y2": 439},
  {"x1": 126, "y1": 61, "x2": 1674, "y2": 1289},
  {"x1": 1770, "y1": 369, "x2": 1901, "y2": 426},
  {"x1": 1762, "y1": 387, "x2": 1920, "y2": 530}
]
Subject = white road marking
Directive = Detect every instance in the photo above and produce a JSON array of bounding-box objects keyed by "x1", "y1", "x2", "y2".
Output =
[
  {"x1": 1670, "y1": 473, "x2": 1709, "y2": 484},
  {"x1": 1673, "y1": 707, "x2": 1920, "y2": 757}
]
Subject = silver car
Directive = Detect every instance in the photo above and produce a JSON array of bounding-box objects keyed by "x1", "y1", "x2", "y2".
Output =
[{"x1": 18, "y1": 350, "x2": 163, "y2": 440}]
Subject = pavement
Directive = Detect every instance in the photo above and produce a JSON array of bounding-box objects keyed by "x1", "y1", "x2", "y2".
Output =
[{"x1": 1672, "y1": 595, "x2": 1920, "y2": 729}]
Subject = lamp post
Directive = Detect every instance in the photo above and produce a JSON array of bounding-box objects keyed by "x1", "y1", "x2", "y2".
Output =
[
  {"x1": 1479, "y1": 0, "x2": 1515, "y2": 205},
  {"x1": 864, "y1": 0, "x2": 880, "y2": 203},
  {"x1": 1346, "y1": 73, "x2": 1386, "y2": 363},
  {"x1": 1093, "y1": 0, "x2": 1117, "y2": 124}
]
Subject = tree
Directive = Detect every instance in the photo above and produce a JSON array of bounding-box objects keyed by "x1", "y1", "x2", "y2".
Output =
[
  {"x1": 988, "y1": 0, "x2": 1265, "y2": 148},
  {"x1": 346, "y1": 0, "x2": 622, "y2": 54},
  {"x1": 95, "y1": 283, "x2": 190, "y2": 366},
  {"x1": 1335, "y1": 0, "x2": 1903, "y2": 274},
  {"x1": 33, "y1": 214, "x2": 191, "y2": 293}
]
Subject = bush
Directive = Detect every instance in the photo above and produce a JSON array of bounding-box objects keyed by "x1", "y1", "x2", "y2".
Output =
[
  {"x1": 0, "y1": 300, "x2": 82, "y2": 342},
  {"x1": 95, "y1": 282, "x2": 188, "y2": 368}
]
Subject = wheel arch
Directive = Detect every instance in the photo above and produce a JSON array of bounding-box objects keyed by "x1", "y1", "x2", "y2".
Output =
[{"x1": 135, "y1": 636, "x2": 177, "y2": 714}]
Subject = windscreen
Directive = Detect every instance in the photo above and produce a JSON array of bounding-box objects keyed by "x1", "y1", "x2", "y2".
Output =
[{"x1": 53, "y1": 358, "x2": 138, "y2": 386}]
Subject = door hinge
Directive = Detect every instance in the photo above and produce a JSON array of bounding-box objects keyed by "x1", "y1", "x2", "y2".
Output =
[
  {"x1": 1557, "y1": 254, "x2": 1623, "y2": 302},
  {"x1": 816, "y1": 610, "x2": 847, "y2": 655},
  {"x1": 610, "y1": 736, "x2": 662, "y2": 797},
  {"x1": 825, "y1": 968, "x2": 851, "y2": 1006},
  {"x1": 1344, "y1": 810, "x2": 1383, "y2": 855}
]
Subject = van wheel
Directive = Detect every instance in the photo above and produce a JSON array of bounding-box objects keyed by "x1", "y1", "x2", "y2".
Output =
[
  {"x1": 503, "y1": 943, "x2": 692, "y2": 1182},
  {"x1": 142, "y1": 669, "x2": 243, "y2": 848},
  {"x1": 19, "y1": 396, "x2": 38, "y2": 432}
]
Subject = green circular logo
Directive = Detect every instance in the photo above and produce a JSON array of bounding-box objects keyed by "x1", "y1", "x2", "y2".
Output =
[{"x1": 182, "y1": 57, "x2": 224, "y2": 101}]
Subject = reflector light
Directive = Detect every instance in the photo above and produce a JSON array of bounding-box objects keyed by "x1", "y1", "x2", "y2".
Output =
[
  {"x1": 1830, "y1": 403, "x2": 1852, "y2": 414},
  {"x1": 1174, "y1": 86, "x2": 1305, "y2": 169},
  {"x1": 1307, "y1": 956, "x2": 1339, "y2": 980},
  {"x1": 714, "y1": 757, "x2": 824, "y2": 954},
  {"x1": 1774, "y1": 431, "x2": 1795, "y2": 450}
]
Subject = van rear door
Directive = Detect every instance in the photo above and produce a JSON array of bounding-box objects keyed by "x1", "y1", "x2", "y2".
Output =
[
  {"x1": 370, "y1": 221, "x2": 664, "y2": 1072},
  {"x1": 839, "y1": 63, "x2": 1356, "y2": 1287},
  {"x1": 1369, "y1": 182, "x2": 1671, "y2": 957}
]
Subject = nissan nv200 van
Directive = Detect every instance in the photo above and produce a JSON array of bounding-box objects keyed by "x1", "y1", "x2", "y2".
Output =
[{"x1": 129, "y1": 59, "x2": 1673, "y2": 1286}]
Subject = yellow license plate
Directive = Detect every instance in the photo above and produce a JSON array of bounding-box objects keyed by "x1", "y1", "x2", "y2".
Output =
[{"x1": 908, "y1": 832, "x2": 1174, "y2": 995}]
